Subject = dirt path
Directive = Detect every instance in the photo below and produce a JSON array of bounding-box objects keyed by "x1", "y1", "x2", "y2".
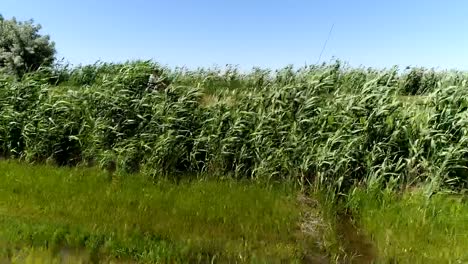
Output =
[{"x1": 297, "y1": 194, "x2": 329, "y2": 264}]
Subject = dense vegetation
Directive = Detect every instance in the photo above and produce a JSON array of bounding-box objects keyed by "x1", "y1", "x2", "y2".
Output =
[{"x1": 1, "y1": 61, "x2": 468, "y2": 194}]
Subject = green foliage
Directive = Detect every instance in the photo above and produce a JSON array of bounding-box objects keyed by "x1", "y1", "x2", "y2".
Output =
[
  {"x1": 1, "y1": 61, "x2": 468, "y2": 192},
  {"x1": 0, "y1": 16, "x2": 55, "y2": 78}
]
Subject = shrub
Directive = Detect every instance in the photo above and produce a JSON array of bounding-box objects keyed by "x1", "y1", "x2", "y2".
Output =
[{"x1": 0, "y1": 15, "x2": 55, "y2": 78}]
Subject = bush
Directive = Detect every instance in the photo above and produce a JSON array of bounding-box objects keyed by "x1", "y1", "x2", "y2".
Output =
[{"x1": 0, "y1": 15, "x2": 55, "y2": 78}]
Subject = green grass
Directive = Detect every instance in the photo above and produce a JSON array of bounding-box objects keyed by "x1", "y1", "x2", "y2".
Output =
[
  {"x1": 347, "y1": 188, "x2": 468, "y2": 263},
  {"x1": 1, "y1": 163, "x2": 468, "y2": 263},
  {"x1": 0, "y1": 160, "x2": 317, "y2": 263}
]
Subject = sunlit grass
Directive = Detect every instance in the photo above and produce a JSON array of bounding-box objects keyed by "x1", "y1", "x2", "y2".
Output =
[
  {"x1": 0, "y1": 160, "x2": 311, "y2": 263},
  {"x1": 347, "y1": 188, "x2": 468, "y2": 263}
]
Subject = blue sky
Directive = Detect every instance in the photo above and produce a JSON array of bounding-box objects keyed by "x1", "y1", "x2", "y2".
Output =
[{"x1": 2, "y1": 0, "x2": 468, "y2": 69}]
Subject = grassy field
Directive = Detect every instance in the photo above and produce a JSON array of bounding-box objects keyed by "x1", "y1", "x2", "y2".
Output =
[
  {"x1": 0, "y1": 160, "x2": 329, "y2": 263},
  {"x1": 1, "y1": 160, "x2": 467, "y2": 263},
  {"x1": 344, "y1": 188, "x2": 468, "y2": 263}
]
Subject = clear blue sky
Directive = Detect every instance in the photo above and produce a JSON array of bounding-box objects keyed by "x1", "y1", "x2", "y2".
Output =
[{"x1": 2, "y1": 0, "x2": 468, "y2": 69}]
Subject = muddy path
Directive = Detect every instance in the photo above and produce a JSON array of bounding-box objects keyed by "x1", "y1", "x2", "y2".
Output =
[{"x1": 297, "y1": 194, "x2": 330, "y2": 264}]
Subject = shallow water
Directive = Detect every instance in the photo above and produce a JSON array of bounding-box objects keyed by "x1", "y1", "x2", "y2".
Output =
[
  {"x1": 57, "y1": 247, "x2": 92, "y2": 263},
  {"x1": 336, "y1": 213, "x2": 377, "y2": 264},
  {"x1": 0, "y1": 246, "x2": 136, "y2": 264}
]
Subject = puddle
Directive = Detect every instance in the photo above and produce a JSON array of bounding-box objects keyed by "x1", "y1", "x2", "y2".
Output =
[
  {"x1": 336, "y1": 213, "x2": 377, "y2": 264},
  {"x1": 0, "y1": 246, "x2": 136, "y2": 264},
  {"x1": 57, "y1": 247, "x2": 93, "y2": 263},
  {"x1": 297, "y1": 195, "x2": 376, "y2": 264},
  {"x1": 57, "y1": 247, "x2": 136, "y2": 264}
]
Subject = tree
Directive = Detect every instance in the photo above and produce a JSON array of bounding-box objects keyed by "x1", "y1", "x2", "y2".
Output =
[{"x1": 0, "y1": 15, "x2": 56, "y2": 77}]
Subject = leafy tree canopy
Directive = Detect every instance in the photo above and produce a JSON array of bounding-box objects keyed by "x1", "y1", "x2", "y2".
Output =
[{"x1": 0, "y1": 15, "x2": 55, "y2": 77}]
